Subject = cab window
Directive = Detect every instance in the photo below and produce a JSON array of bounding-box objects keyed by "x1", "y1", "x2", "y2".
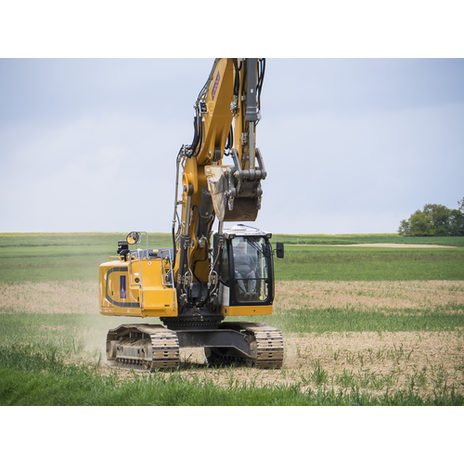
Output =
[{"x1": 232, "y1": 237, "x2": 269, "y2": 303}]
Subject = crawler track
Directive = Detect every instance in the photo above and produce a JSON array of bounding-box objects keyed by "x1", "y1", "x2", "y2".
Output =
[
  {"x1": 243, "y1": 323, "x2": 284, "y2": 368},
  {"x1": 206, "y1": 322, "x2": 284, "y2": 368},
  {"x1": 106, "y1": 324, "x2": 180, "y2": 370},
  {"x1": 106, "y1": 322, "x2": 283, "y2": 370}
]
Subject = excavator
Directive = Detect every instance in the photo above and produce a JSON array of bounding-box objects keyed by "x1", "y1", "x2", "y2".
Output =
[{"x1": 99, "y1": 58, "x2": 284, "y2": 369}]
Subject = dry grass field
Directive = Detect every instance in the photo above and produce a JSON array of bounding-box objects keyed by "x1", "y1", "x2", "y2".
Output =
[
  {"x1": 2, "y1": 279, "x2": 463, "y2": 315},
  {"x1": 1, "y1": 278, "x2": 462, "y2": 402}
]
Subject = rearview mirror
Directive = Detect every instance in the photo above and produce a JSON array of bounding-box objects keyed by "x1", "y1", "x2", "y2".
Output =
[
  {"x1": 126, "y1": 231, "x2": 141, "y2": 245},
  {"x1": 276, "y1": 242, "x2": 284, "y2": 259}
]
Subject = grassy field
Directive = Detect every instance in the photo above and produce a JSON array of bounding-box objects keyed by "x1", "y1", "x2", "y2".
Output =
[
  {"x1": 0, "y1": 233, "x2": 463, "y2": 405},
  {"x1": 1, "y1": 232, "x2": 463, "y2": 282},
  {"x1": 272, "y1": 233, "x2": 464, "y2": 246},
  {"x1": 275, "y1": 246, "x2": 464, "y2": 280}
]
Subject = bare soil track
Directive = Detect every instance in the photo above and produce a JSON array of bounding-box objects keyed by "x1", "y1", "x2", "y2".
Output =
[
  {"x1": 276, "y1": 280, "x2": 464, "y2": 313},
  {"x1": 1, "y1": 280, "x2": 463, "y2": 314}
]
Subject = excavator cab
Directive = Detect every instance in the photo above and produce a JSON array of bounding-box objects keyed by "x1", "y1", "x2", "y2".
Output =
[
  {"x1": 230, "y1": 236, "x2": 270, "y2": 303},
  {"x1": 217, "y1": 225, "x2": 276, "y2": 316}
]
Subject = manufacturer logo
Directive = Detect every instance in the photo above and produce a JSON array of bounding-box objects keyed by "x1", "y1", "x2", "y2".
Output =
[{"x1": 211, "y1": 71, "x2": 220, "y2": 100}]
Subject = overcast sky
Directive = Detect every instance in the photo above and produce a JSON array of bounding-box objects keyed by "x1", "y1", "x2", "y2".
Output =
[{"x1": 1, "y1": 58, "x2": 463, "y2": 234}]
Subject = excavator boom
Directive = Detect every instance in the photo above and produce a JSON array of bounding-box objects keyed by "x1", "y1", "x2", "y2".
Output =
[{"x1": 98, "y1": 59, "x2": 284, "y2": 369}]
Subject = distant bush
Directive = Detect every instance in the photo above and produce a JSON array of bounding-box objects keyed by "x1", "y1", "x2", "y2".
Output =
[{"x1": 399, "y1": 197, "x2": 464, "y2": 236}]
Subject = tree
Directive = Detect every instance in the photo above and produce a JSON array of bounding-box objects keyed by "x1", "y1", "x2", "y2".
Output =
[
  {"x1": 424, "y1": 203, "x2": 452, "y2": 235},
  {"x1": 448, "y1": 209, "x2": 464, "y2": 236},
  {"x1": 398, "y1": 219, "x2": 411, "y2": 235},
  {"x1": 448, "y1": 197, "x2": 464, "y2": 236},
  {"x1": 398, "y1": 198, "x2": 464, "y2": 236},
  {"x1": 458, "y1": 197, "x2": 464, "y2": 213}
]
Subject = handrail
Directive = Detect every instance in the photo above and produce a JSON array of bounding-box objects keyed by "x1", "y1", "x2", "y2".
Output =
[
  {"x1": 128, "y1": 251, "x2": 144, "y2": 309},
  {"x1": 160, "y1": 252, "x2": 177, "y2": 311},
  {"x1": 137, "y1": 251, "x2": 144, "y2": 309}
]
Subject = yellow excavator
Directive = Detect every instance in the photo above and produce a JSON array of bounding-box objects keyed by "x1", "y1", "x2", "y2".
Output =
[{"x1": 99, "y1": 58, "x2": 284, "y2": 369}]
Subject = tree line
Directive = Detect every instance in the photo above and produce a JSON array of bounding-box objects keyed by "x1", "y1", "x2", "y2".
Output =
[{"x1": 399, "y1": 197, "x2": 464, "y2": 236}]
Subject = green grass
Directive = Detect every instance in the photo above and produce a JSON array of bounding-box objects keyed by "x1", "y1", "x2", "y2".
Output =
[
  {"x1": 0, "y1": 233, "x2": 172, "y2": 282},
  {"x1": 0, "y1": 311, "x2": 462, "y2": 405},
  {"x1": 1, "y1": 233, "x2": 464, "y2": 282},
  {"x1": 274, "y1": 246, "x2": 464, "y2": 280},
  {"x1": 0, "y1": 313, "x2": 136, "y2": 355},
  {"x1": 259, "y1": 307, "x2": 464, "y2": 333},
  {"x1": 272, "y1": 233, "x2": 464, "y2": 247},
  {"x1": 0, "y1": 345, "x2": 461, "y2": 406}
]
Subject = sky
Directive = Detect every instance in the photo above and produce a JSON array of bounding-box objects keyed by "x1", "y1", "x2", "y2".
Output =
[{"x1": 0, "y1": 58, "x2": 463, "y2": 234}]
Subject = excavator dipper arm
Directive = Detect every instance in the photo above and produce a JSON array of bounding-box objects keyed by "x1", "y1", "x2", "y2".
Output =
[{"x1": 172, "y1": 58, "x2": 267, "y2": 292}]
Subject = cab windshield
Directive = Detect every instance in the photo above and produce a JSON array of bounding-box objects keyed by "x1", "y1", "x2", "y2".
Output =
[{"x1": 232, "y1": 236, "x2": 269, "y2": 303}]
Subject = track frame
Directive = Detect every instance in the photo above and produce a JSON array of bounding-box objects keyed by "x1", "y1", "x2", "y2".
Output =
[{"x1": 106, "y1": 322, "x2": 283, "y2": 370}]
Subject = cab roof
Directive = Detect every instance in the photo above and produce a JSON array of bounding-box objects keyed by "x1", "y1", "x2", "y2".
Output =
[{"x1": 223, "y1": 224, "x2": 272, "y2": 239}]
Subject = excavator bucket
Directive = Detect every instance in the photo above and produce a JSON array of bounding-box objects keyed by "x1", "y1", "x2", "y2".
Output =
[
  {"x1": 222, "y1": 197, "x2": 259, "y2": 221},
  {"x1": 205, "y1": 166, "x2": 260, "y2": 222}
]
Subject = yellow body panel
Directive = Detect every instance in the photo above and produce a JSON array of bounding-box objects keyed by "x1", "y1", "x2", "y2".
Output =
[
  {"x1": 99, "y1": 258, "x2": 177, "y2": 318},
  {"x1": 221, "y1": 305, "x2": 273, "y2": 316}
]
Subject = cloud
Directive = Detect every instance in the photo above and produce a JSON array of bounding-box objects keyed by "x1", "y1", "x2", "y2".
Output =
[
  {"x1": 1, "y1": 59, "x2": 463, "y2": 234},
  {"x1": 0, "y1": 112, "x2": 191, "y2": 232},
  {"x1": 258, "y1": 101, "x2": 464, "y2": 233}
]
